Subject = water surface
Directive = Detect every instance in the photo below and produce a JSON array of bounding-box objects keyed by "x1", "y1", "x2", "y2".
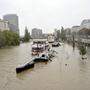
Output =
[{"x1": 0, "y1": 42, "x2": 90, "y2": 90}]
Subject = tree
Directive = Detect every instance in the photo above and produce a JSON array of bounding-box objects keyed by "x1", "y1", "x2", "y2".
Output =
[
  {"x1": 11, "y1": 32, "x2": 20, "y2": 45},
  {"x1": 60, "y1": 26, "x2": 66, "y2": 41},
  {"x1": 23, "y1": 27, "x2": 30, "y2": 42},
  {"x1": 0, "y1": 31, "x2": 5, "y2": 47},
  {"x1": 54, "y1": 29, "x2": 61, "y2": 41},
  {"x1": 3, "y1": 30, "x2": 12, "y2": 46},
  {"x1": 57, "y1": 30, "x2": 60, "y2": 41},
  {"x1": 3, "y1": 30, "x2": 20, "y2": 46},
  {"x1": 0, "y1": 30, "x2": 20, "y2": 48},
  {"x1": 79, "y1": 44, "x2": 87, "y2": 59}
]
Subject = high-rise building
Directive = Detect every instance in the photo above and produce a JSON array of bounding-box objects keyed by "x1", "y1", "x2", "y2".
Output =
[
  {"x1": 31, "y1": 28, "x2": 43, "y2": 39},
  {"x1": 0, "y1": 19, "x2": 10, "y2": 31},
  {"x1": 3, "y1": 14, "x2": 19, "y2": 34}
]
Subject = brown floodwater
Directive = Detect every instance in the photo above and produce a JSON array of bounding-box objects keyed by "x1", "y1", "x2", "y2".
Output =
[{"x1": 0, "y1": 42, "x2": 90, "y2": 90}]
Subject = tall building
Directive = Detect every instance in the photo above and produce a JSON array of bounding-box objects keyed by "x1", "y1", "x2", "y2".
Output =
[
  {"x1": 31, "y1": 28, "x2": 43, "y2": 39},
  {"x1": 3, "y1": 14, "x2": 19, "y2": 34},
  {"x1": 0, "y1": 19, "x2": 9, "y2": 31}
]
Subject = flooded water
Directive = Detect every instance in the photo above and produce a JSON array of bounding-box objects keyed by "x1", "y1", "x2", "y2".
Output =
[{"x1": 0, "y1": 42, "x2": 90, "y2": 90}]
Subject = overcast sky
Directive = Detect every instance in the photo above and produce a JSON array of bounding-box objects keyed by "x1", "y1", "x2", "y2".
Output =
[{"x1": 0, "y1": 0, "x2": 90, "y2": 35}]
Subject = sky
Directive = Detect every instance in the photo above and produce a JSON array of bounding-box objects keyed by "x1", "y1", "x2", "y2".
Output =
[{"x1": 0, "y1": 0, "x2": 90, "y2": 36}]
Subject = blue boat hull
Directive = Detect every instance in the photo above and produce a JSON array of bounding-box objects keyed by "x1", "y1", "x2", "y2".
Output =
[{"x1": 33, "y1": 57, "x2": 48, "y2": 62}]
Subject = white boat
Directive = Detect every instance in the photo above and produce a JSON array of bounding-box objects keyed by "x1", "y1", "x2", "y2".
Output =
[{"x1": 31, "y1": 39, "x2": 49, "y2": 55}]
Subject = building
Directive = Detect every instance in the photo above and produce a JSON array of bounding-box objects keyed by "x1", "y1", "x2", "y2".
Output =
[
  {"x1": 78, "y1": 28, "x2": 90, "y2": 44},
  {"x1": 65, "y1": 28, "x2": 72, "y2": 40},
  {"x1": 64, "y1": 26, "x2": 80, "y2": 41},
  {"x1": 71, "y1": 26, "x2": 80, "y2": 33},
  {"x1": 47, "y1": 34, "x2": 54, "y2": 43},
  {"x1": 81, "y1": 19, "x2": 90, "y2": 29},
  {"x1": 31, "y1": 28, "x2": 43, "y2": 39},
  {"x1": 3, "y1": 14, "x2": 19, "y2": 34},
  {"x1": 0, "y1": 19, "x2": 9, "y2": 31},
  {"x1": 64, "y1": 19, "x2": 90, "y2": 43}
]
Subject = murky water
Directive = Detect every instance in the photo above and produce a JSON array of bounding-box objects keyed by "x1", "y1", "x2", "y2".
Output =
[{"x1": 0, "y1": 42, "x2": 90, "y2": 90}]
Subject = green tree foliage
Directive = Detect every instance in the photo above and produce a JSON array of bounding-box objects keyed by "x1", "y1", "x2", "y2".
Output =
[
  {"x1": 3, "y1": 30, "x2": 20, "y2": 46},
  {"x1": 0, "y1": 31, "x2": 5, "y2": 47},
  {"x1": 78, "y1": 45, "x2": 87, "y2": 59},
  {"x1": 23, "y1": 27, "x2": 30, "y2": 42},
  {"x1": 0, "y1": 30, "x2": 20, "y2": 48},
  {"x1": 79, "y1": 45, "x2": 87, "y2": 55}
]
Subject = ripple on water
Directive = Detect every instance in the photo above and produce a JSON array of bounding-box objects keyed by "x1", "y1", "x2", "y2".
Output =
[{"x1": 0, "y1": 43, "x2": 90, "y2": 90}]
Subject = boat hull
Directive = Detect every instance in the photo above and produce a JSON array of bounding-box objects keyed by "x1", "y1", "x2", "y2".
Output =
[
  {"x1": 52, "y1": 43, "x2": 60, "y2": 47},
  {"x1": 33, "y1": 58, "x2": 48, "y2": 62},
  {"x1": 16, "y1": 62, "x2": 34, "y2": 73}
]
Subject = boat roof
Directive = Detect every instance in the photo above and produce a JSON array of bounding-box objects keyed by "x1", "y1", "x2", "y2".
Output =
[{"x1": 33, "y1": 39, "x2": 47, "y2": 43}]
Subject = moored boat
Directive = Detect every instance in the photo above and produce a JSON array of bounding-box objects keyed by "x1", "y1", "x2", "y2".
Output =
[
  {"x1": 52, "y1": 42, "x2": 60, "y2": 47},
  {"x1": 16, "y1": 61, "x2": 34, "y2": 73},
  {"x1": 33, "y1": 54, "x2": 49, "y2": 62},
  {"x1": 31, "y1": 39, "x2": 49, "y2": 55}
]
